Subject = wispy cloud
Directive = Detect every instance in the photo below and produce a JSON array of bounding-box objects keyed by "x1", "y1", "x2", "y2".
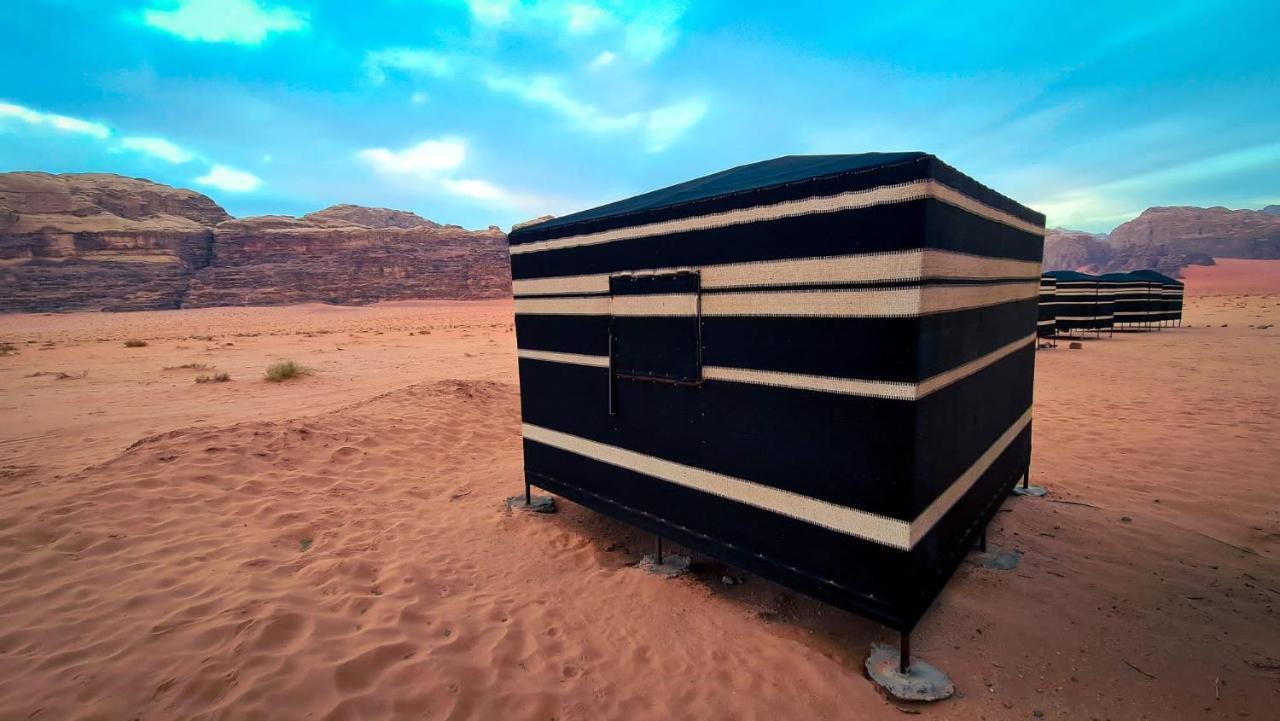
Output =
[
  {"x1": 1031, "y1": 141, "x2": 1280, "y2": 230},
  {"x1": 357, "y1": 136, "x2": 545, "y2": 211},
  {"x1": 117, "y1": 136, "x2": 195, "y2": 163},
  {"x1": 196, "y1": 164, "x2": 263, "y2": 192},
  {"x1": 358, "y1": 138, "x2": 467, "y2": 176},
  {"x1": 588, "y1": 50, "x2": 616, "y2": 71},
  {"x1": 463, "y1": 0, "x2": 516, "y2": 26},
  {"x1": 645, "y1": 98, "x2": 708, "y2": 152},
  {"x1": 0, "y1": 101, "x2": 110, "y2": 139},
  {"x1": 450, "y1": 0, "x2": 684, "y2": 63},
  {"x1": 364, "y1": 48, "x2": 454, "y2": 84},
  {"x1": 482, "y1": 71, "x2": 706, "y2": 150},
  {"x1": 141, "y1": 0, "x2": 308, "y2": 45}
]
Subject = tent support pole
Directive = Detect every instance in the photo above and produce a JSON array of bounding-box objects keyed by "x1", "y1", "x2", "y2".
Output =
[
  {"x1": 656, "y1": 536, "x2": 663, "y2": 565},
  {"x1": 524, "y1": 479, "x2": 531, "y2": 506},
  {"x1": 1022, "y1": 468, "x2": 1029, "y2": 489},
  {"x1": 899, "y1": 630, "x2": 911, "y2": 674},
  {"x1": 978, "y1": 526, "x2": 987, "y2": 552}
]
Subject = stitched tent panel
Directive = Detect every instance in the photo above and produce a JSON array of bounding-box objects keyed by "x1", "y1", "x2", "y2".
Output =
[
  {"x1": 1038, "y1": 275, "x2": 1057, "y2": 338},
  {"x1": 1130, "y1": 269, "x2": 1184, "y2": 325},
  {"x1": 508, "y1": 153, "x2": 1045, "y2": 631}
]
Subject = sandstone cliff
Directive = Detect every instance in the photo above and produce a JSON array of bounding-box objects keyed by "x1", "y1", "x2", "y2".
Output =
[
  {"x1": 0, "y1": 172, "x2": 229, "y2": 311},
  {"x1": 1044, "y1": 205, "x2": 1280, "y2": 276},
  {"x1": 184, "y1": 211, "x2": 509, "y2": 307},
  {"x1": 0, "y1": 173, "x2": 511, "y2": 312}
]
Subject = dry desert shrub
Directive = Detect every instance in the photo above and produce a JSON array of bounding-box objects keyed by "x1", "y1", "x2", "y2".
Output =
[
  {"x1": 27, "y1": 370, "x2": 88, "y2": 380},
  {"x1": 0, "y1": 342, "x2": 18, "y2": 355},
  {"x1": 195, "y1": 373, "x2": 231, "y2": 384},
  {"x1": 264, "y1": 360, "x2": 312, "y2": 382},
  {"x1": 164, "y1": 363, "x2": 214, "y2": 371},
  {"x1": 123, "y1": 339, "x2": 148, "y2": 348}
]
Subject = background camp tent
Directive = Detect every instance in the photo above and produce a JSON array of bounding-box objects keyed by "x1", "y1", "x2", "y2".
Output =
[
  {"x1": 507, "y1": 152, "x2": 1045, "y2": 661},
  {"x1": 1131, "y1": 269, "x2": 1184, "y2": 326},
  {"x1": 1099, "y1": 272, "x2": 1160, "y2": 329},
  {"x1": 1044, "y1": 270, "x2": 1109, "y2": 336}
]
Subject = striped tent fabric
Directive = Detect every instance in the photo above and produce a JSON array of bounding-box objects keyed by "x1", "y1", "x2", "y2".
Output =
[
  {"x1": 507, "y1": 153, "x2": 1045, "y2": 632},
  {"x1": 1044, "y1": 270, "x2": 1105, "y2": 335},
  {"x1": 1038, "y1": 274, "x2": 1057, "y2": 339},
  {"x1": 1099, "y1": 272, "x2": 1159, "y2": 329},
  {"x1": 1093, "y1": 274, "x2": 1117, "y2": 334},
  {"x1": 1130, "y1": 269, "x2": 1184, "y2": 326}
]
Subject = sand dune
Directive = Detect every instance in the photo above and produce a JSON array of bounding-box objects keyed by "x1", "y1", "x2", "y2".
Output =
[{"x1": 1, "y1": 295, "x2": 1278, "y2": 720}]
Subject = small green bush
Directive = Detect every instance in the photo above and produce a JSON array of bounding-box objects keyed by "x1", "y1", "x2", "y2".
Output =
[
  {"x1": 265, "y1": 360, "x2": 311, "y2": 382},
  {"x1": 123, "y1": 339, "x2": 148, "y2": 348}
]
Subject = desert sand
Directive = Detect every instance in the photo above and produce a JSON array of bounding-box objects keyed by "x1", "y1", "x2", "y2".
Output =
[{"x1": 1, "y1": 284, "x2": 1278, "y2": 720}]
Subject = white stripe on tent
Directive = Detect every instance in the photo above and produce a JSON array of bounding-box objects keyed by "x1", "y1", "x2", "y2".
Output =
[
  {"x1": 522, "y1": 408, "x2": 1033, "y2": 550},
  {"x1": 513, "y1": 282, "x2": 1038, "y2": 318},
  {"x1": 509, "y1": 179, "x2": 1044, "y2": 256},
  {"x1": 909, "y1": 408, "x2": 1033, "y2": 546},
  {"x1": 512, "y1": 250, "x2": 1042, "y2": 297},
  {"x1": 516, "y1": 333, "x2": 1035, "y2": 402}
]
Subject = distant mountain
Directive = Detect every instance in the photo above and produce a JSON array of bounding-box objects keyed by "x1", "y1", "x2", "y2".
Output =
[
  {"x1": 0, "y1": 172, "x2": 510, "y2": 312},
  {"x1": 1044, "y1": 205, "x2": 1280, "y2": 277}
]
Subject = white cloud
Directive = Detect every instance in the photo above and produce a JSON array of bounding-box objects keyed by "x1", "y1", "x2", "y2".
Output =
[
  {"x1": 364, "y1": 48, "x2": 454, "y2": 84},
  {"x1": 357, "y1": 138, "x2": 467, "y2": 177},
  {"x1": 483, "y1": 72, "x2": 706, "y2": 150},
  {"x1": 142, "y1": 0, "x2": 307, "y2": 45},
  {"x1": 644, "y1": 97, "x2": 708, "y2": 152},
  {"x1": 195, "y1": 164, "x2": 262, "y2": 192},
  {"x1": 484, "y1": 73, "x2": 641, "y2": 132},
  {"x1": 358, "y1": 136, "x2": 547, "y2": 212},
  {"x1": 588, "y1": 50, "x2": 616, "y2": 70},
  {"x1": 464, "y1": 0, "x2": 515, "y2": 25},
  {"x1": 566, "y1": 3, "x2": 609, "y2": 33},
  {"x1": 0, "y1": 101, "x2": 110, "y2": 139},
  {"x1": 623, "y1": 5, "x2": 683, "y2": 63},
  {"x1": 117, "y1": 136, "x2": 195, "y2": 163},
  {"x1": 442, "y1": 177, "x2": 508, "y2": 201},
  {"x1": 410, "y1": 92, "x2": 429, "y2": 106}
]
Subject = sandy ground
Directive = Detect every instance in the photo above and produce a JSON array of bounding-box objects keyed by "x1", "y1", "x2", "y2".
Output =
[
  {"x1": 1182, "y1": 258, "x2": 1280, "y2": 296},
  {"x1": 1, "y1": 285, "x2": 1278, "y2": 720}
]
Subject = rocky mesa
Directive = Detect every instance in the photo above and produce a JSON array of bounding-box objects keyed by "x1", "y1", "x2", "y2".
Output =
[
  {"x1": 1044, "y1": 205, "x2": 1280, "y2": 276},
  {"x1": 0, "y1": 172, "x2": 511, "y2": 312}
]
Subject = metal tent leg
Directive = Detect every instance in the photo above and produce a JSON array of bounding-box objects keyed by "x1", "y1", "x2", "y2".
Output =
[
  {"x1": 525, "y1": 479, "x2": 532, "y2": 506},
  {"x1": 977, "y1": 526, "x2": 988, "y2": 552},
  {"x1": 899, "y1": 630, "x2": 911, "y2": 674},
  {"x1": 655, "y1": 536, "x2": 663, "y2": 565},
  {"x1": 1022, "y1": 467, "x2": 1030, "y2": 489}
]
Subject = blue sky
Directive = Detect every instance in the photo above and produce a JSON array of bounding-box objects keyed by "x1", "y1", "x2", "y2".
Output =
[{"x1": 2, "y1": 0, "x2": 1277, "y2": 232}]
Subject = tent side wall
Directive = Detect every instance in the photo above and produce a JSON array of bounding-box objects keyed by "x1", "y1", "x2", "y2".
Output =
[
  {"x1": 1038, "y1": 276, "x2": 1057, "y2": 337},
  {"x1": 509, "y1": 155, "x2": 1043, "y2": 630},
  {"x1": 1052, "y1": 278, "x2": 1098, "y2": 333}
]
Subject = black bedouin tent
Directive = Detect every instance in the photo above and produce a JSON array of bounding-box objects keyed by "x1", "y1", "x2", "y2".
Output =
[
  {"x1": 1044, "y1": 270, "x2": 1110, "y2": 335},
  {"x1": 1099, "y1": 272, "x2": 1160, "y2": 329},
  {"x1": 507, "y1": 153, "x2": 1045, "y2": 663},
  {"x1": 1130, "y1": 269, "x2": 1184, "y2": 326},
  {"x1": 1038, "y1": 274, "x2": 1057, "y2": 340}
]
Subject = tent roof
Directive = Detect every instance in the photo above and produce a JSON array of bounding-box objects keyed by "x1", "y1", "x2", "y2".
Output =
[
  {"x1": 1043, "y1": 270, "x2": 1097, "y2": 281},
  {"x1": 508, "y1": 152, "x2": 1044, "y2": 243}
]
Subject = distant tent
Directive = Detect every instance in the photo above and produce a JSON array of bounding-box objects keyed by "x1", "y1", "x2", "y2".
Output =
[
  {"x1": 1099, "y1": 272, "x2": 1160, "y2": 329},
  {"x1": 1130, "y1": 270, "x2": 1184, "y2": 327},
  {"x1": 1038, "y1": 274, "x2": 1056, "y2": 341},
  {"x1": 1045, "y1": 270, "x2": 1110, "y2": 336}
]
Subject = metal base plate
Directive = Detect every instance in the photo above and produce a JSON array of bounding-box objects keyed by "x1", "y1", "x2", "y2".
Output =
[{"x1": 865, "y1": 642, "x2": 955, "y2": 702}]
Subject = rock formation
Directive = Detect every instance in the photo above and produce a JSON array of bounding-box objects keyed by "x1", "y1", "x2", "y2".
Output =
[
  {"x1": 0, "y1": 172, "x2": 229, "y2": 311},
  {"x1": 183, "y1": 211, "x2": 509, "y2": 308},
  {"x1": 1044, "y1": 206, "x2": 1280, "y2": 276},
  {"x1": 0, "y1": 172, "x2": 511, "y2": 312}
]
